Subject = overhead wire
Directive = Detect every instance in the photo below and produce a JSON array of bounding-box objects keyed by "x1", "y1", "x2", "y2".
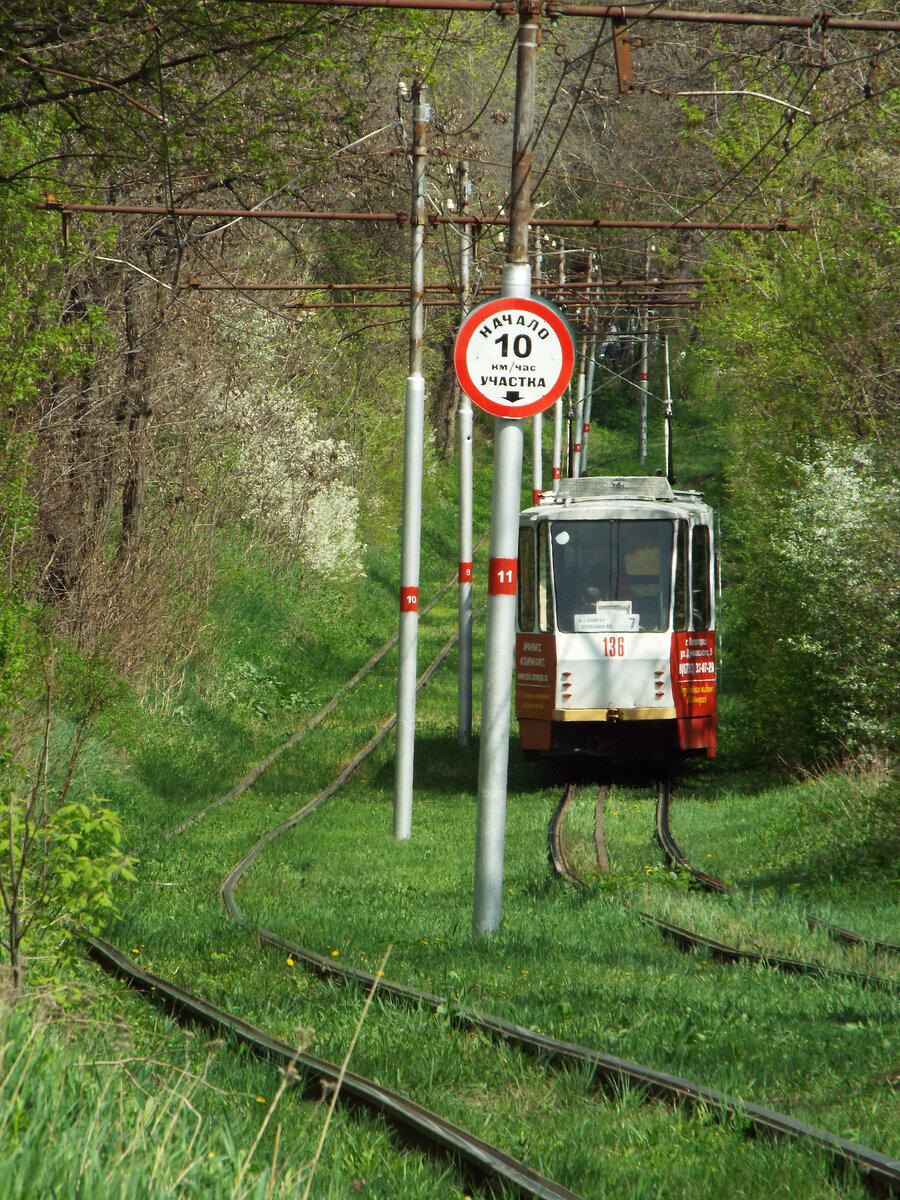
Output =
[
  {"x1": 163, "y1": 11, "x2": 328, "y2": 138},
  {"x1": 530, "y1": 0, "x2": 674, "y2": 203},
  {"x1": 443, "y1": 27, "x2": 517, "y2": 137},
  {"x1": 38, "y1": 6, "x2": 897, "y2": 331},
  {"x1": 530, "y1": 18, "x2": 609, "y2": 203},
  {"x1": 601, "y1": 27, "x2": 899, "y2": 261}
]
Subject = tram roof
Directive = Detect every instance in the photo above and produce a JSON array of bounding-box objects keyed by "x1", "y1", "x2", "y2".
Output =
[{"x1": 522, "y1": 476, "x2": 711, "y2": 520}]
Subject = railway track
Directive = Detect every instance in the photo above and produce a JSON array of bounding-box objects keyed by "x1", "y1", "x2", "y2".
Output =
[
  {"x1": 548, "y1": 780, "x2": 900, "y2": 996},
  {"x1": 213, "y1": 747, "x2": 900, "y2": 1193},
  {"x1": 90, "y1": 588, "x2": 900, "y2": 1197},
  {"x1": 85, "y1": 934, "x2": 584, "y2": 1200},
  {"x1": 656, "y1": 781, "x2": 900, "y2": 960}
]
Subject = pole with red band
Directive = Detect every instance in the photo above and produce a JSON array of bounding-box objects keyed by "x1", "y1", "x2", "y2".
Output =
[
  {"x1": 473, "y1": 2, "x2": 541, "y2": 935},
  {"x1": 393, "y1": 82, "x2": 428, "y2": 840},
  {"x1": 457, "y1": 159, "x2": 475, "y2": 747}
]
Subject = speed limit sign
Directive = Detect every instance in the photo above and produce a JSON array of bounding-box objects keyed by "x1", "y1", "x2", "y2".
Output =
[{"x1": 454, "y1": 295, "x2": 575, "y2": 419}]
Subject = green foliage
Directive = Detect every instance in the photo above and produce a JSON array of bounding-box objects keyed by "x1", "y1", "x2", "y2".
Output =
[
  {"x1": 0, "y1": 982, "x2": 466, "y2": 1200},
  {"x1": 45, "y1": 799, "x2": 136, "y2": 934},
  {"x1": 694, "y1": 85, "x2": 900, "y2": 768},
  {"x1": 0, "y1": 121, "x2": 100, "y2": 411},
  {"x1": 0, "y1": 780, "x2": 135, "y2": 978}
]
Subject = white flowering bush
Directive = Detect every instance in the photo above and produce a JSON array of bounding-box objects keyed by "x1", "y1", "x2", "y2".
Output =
[
  {"x1": 769, "y1": 445, "x2": 900, "y2": 754},
  {"x1": 206, "y1": 381, "x2": 364, "y2": 579},
  {"x1": 202, "y1": 305, "x2": 365, "y2": 579}
]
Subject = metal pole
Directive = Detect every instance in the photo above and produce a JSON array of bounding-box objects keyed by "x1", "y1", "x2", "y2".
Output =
[
  {"x1": 579, "y1": 324, "x2": 597, "y2": 475},
  {"x1": 473, "y1": 0, "x2": 538, "y2": 936},
  {"x1": 531, "y1": 226, "x2": 543, "y2": 505},
  {"x1": 551, "y1": 240, "x2": 565, "y2": 491},
  {"x1": 457, "y1": 160, "x2": 474, "y2": 747},
  {"x1": 663, "y1": 332, "x2": 675, "y2": 484},
  {"x1": 637, "y1": 244, "x2": 651, "y2": 462},
  {"x1": 570, "y1": 252, "x2": 592, "y2": 477},
  {"x1": 571, "y1": 324, "x2": 588, "y2": 477},
  {"x1": 393, "y1": 81, "x2": 429, "y2": 840}
]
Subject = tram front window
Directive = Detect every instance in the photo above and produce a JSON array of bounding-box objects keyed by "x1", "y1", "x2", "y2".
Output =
[{"x1": 551, "y1": 520, "x2": 673, "y2": 632}]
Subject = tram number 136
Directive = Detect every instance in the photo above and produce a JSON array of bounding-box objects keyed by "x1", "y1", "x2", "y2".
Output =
[{"x1": 602, "y1": 636, "x2": 626, "y2": 657}]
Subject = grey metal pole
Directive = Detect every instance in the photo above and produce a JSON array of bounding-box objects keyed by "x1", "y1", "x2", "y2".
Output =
[
  {"x1": 571, "y1": 325, "x2": 588, "y2": 478},
  {"x1": 473, "y1": 0, "x2": 538, "y2": 936},
  {"x1": 457, "y1": 160, "x2": 474, "y2": 747},
  {"x1": 663, "y1": 331, "x2": 675, "y2": 484},
  {"x1": 637, "y1": 244, "x2": 651, "y2": 463},
  {"x1": 393, "y1": 81, "x2": 429, "y2": 840},
  {"x1": 571, "y1": 253, "x2": 593, "y2": 478},
  {"x1": 579, "y1": 325, "x2": 597, "y2": 475},
  {"x1": 530, "y1": 226, "x2": 543, "y2": 505},
  {"x1": 551, "y1": 240, "x2": 565, "y2": 491}
]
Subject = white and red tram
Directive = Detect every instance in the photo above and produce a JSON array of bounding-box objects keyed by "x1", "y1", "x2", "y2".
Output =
[{"x1": 515, "y1": 476, "x2": 717, "y2": 764}]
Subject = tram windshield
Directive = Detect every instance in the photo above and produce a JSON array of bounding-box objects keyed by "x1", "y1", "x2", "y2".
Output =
[{"x1": 550, "y1": 519, "x2": 673, "y2": 633}]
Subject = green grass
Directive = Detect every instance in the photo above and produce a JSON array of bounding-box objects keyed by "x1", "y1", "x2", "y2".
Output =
[
  {"x1": 96, "y1": 616, "x2": 897, "y2": 1198},
  {"x1": 3, "y1": 434, "x2": 898, "y2": 1199},
  {"x1": 0, "y1": 964, "x2": 469, "y2": 1199}
]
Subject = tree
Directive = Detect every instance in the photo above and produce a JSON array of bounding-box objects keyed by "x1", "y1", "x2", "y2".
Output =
[{"x1": 694, "y1": 76, "x2": 900, "y2": 764}]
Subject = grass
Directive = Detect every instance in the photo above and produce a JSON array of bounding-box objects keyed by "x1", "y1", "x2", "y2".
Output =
[
  {"x1": 2, "y1": 438, "x2": 898, "y2": 1198},
  {"x1": 0, "y1": 972, "x2": 468, "y2": 1199},
  {"x1": 95, "y1": 620, "x2": 897, "y2": 1197}
]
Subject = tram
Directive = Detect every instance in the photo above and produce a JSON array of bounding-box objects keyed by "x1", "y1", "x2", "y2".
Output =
[{"x1": 515, "y1": 475, "x2": 717, "y2": 765}]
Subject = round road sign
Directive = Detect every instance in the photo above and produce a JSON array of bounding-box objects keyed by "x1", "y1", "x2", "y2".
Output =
[{"x1": 454, "y1": 295, "x2": 575, "y2": 419}]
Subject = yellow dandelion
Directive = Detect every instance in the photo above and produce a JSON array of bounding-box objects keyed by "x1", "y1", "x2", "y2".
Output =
[{"x1": 286, "y1": 957, "x2": 295, "y2": 966}]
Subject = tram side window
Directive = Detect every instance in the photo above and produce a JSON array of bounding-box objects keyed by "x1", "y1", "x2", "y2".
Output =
[
  {"x1": 691, "y1": 524, "x2": 712, "y2": 630},
  {"x1": 517, "y1": 527, "x2": 536, "y2": 632},
  {"x1": 674, "y1": 520, "x2": 690, "y2": 632}
]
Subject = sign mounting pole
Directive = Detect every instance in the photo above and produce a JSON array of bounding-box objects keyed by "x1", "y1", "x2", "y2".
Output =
[
  {"x1": 467, "y1": 0, "x2": 574, "y2": 935},
  {"x1": 531, "y1": 226, "x2": 543, "y2": 505},
  {"x1": 393, "y1": 80, "x2": 429, "y2": 840}
]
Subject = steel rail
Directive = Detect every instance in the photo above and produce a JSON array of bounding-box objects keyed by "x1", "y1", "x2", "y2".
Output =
[
  {"x1": 552, "y1": 782, "x2": 900, "y2": 995},
  {"x1": 83, "y1": 935, "x2": 585, "y2": 1200},
  {"x1": 212, "y1": 727, "x2": 900, "y2": 1197},
  {"x1": 212, "y1": 736, "x2": 900, "y2": 1198},
  {"x1": 806, "y1": 914, "x2": 900, "y2": 960},
  {"x1": 111, "y1": 588, "x2": 898, "y2": 1194},
  {"x1": 158, "y1": 536, "x2": 486, "y2": 843},
  {"x1": 656, "y1": 780, "x2": 900, "y2": 961},
  {"x1": 645, "y1": 913, "x2": 900, "y2": 996},
  {"x1": 223, "y1": 0, "x2": 900, "y2": 34},
  {"x1": 220, "y1": 616, "x2": 479, "y2": 923},
  {"x1": 254, "y1": 928, "x2": 900, "y2": 1197},
  {"x1": 655, "y1": 777, "x2": 731, "y2": 893},
  {"x1": 548, "y1": 781, "x2": 591, "y2": 889}
]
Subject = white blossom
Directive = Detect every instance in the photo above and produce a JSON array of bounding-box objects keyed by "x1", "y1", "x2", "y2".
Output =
[{"x1": 202, "y1": 315, "x2": 364, "y2": 579}]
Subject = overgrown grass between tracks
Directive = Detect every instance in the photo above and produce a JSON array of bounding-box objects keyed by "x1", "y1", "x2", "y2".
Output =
[{"x1": 3, "y1": 441, "x2": 898, "y2": 1198}]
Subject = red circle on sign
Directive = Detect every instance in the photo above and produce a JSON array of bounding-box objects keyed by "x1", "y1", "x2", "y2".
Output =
[{"x1": 454, "y1": 296, "x2": 575, "y2": 419}]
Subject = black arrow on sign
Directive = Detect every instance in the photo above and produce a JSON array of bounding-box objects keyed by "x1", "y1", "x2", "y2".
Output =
[{"x1": 504, "y1": 391, "x2": 522, "y2": 403}]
